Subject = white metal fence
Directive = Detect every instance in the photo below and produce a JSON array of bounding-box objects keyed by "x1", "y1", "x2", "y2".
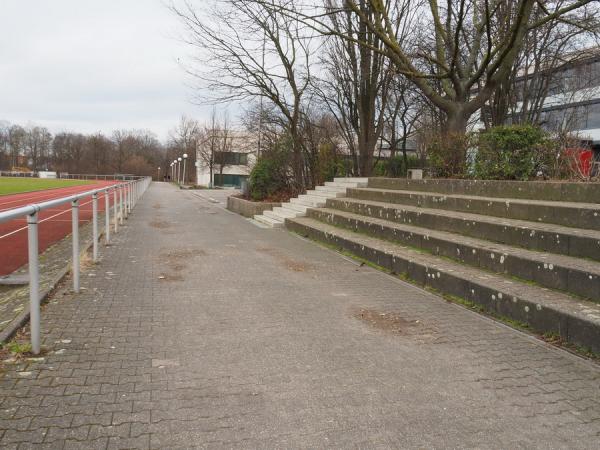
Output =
[
  {"x1": 0, "y1": 177, "x2": 151, "y2": 354},
  {"x1": 60, "y1": 173, "x2": 144, "y2": 181}
]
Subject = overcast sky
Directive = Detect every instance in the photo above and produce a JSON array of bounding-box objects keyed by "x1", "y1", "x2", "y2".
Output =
[{"x1": 0, "y1": 1, "x2": 213, "y2": 142}]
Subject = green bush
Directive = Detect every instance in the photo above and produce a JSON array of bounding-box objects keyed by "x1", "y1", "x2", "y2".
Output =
[
  {"x1": 249, "y1": 146, "x2": 291, "y2": 201},
  {"x1": 427, "y1": 133, "x2": 471, "y2": 178},
  {"x1": 473, "y1": 125, "x2": 554, "y2": 180}
]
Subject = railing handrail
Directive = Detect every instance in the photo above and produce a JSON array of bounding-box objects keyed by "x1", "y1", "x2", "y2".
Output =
[
  {"x1": 0, "y1": 176, "x2": 152, "y2": 354},
  {"x1": 0, "y1": 181, "x2": 131, "y2": 224}
]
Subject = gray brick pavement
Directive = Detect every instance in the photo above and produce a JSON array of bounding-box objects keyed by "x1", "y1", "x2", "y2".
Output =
[{"x1": 0, "y1": 183, "x2": 599, "y2": 449}]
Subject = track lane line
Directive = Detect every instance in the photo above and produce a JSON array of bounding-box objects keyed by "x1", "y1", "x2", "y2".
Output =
[{"x1": 0, "y1": 197, "x2": 101, "y2": 239}]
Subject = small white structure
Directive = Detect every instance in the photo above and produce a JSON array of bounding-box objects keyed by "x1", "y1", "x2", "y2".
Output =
[{"x1": 38, "y1": 171, "x2": 57, "y2": 179}]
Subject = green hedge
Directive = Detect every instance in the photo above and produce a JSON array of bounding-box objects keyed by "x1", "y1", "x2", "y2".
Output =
[{"x1": 473, "y1": 125, "x2": 555, "y2": 180}]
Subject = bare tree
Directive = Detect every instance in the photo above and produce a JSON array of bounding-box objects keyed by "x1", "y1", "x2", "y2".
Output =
[
  {"x1": 24, "y1": 126, "x2": 52, "y2": 172},
  {"x1": 169, "y1": 115, "x2": 200, "y2": 184},
  {"x1": 171, "y1": 0, "x2": 315, "y2": 189},
  {"x1": 8, "y1": 125, "x2": 26, "y2": 169},
  {"x1": 258, "y1": 0, "x2": 598, "y2": 135}
]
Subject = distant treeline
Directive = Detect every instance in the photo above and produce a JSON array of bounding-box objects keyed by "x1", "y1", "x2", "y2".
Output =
[{"x1": 0, "y1": 122, "x2": 188, "y2": 179}]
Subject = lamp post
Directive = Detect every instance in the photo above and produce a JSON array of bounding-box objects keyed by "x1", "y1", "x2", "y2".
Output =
[
  {"x1": 157, "y1": 167, "x2": 161, "y2": 182},
  {"x1": 182, "y1": 153, "x2": 188, "y2": 185},
  {"x1": 177, "y1": 157, "x2": 182, "y2": 184},
  {"x1": 170, "y1": 163, "x2": 172, "y2": 181},
  {"x1": 173, "y1": 159, "x2": 178, "y2": 183}
]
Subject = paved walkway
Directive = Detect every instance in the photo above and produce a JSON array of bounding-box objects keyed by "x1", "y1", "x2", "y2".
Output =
[{"x1": 0, "y1": 183, "x2": 599, "y2": 449}]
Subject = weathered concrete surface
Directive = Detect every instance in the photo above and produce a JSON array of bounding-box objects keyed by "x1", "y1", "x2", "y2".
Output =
[
  {"x1": 307, "y1": 207, "x2": 600, "y2": 302},
  {"x1": 348, "y1": 188, "x2": 600, "y2": 231},
  {"x1": 1, "y1": 183, "x2": 599, "y2": 449},
  {"x1": 326, "y1": 197, "x2": 600, "y2": 262},
  {"x1": 227, "y1": 195, "x2": 280, "y2": 218},
  {"x1": 367, "y1": 178, "x2": 600, "y2": 204}
]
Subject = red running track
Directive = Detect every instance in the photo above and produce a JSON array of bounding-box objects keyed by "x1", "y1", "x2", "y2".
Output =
[{"x1": 0, "y1": 181, "x2": 121, "y2": 276}]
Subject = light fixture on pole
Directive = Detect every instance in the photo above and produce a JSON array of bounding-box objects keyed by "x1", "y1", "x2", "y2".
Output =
[
  {"x1": 157, "y1": 167, "x2": 161, "y2": 182},
  {"x1": 182, "y1": 154, "x2": 188, "y2": 185},
  {"x1": 177, "y1": 157, "x2": 182, "y2": 184},
  {"x1": 173, "y1": 160, "x2": 178, "y2": 183}
]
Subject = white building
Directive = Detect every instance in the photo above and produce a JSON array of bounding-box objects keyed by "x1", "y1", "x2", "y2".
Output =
[{"x1": 195, "y1": 132, "x2": 257, "y2": 188}]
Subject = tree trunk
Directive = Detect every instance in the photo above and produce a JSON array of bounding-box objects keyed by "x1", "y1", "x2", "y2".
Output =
[{"x1": 443, "y1": 108, "x2": 469, "y2": 136}]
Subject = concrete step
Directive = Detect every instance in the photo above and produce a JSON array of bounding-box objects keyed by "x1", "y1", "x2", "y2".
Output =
[
  {"x1": 286, "y1": 217, "x2": 600, "y2": 354},
  {"x1": 306, "y1": 189, "x2": 346, "y2": 198},
  {"x1": 346, "y1": 188, "x2": 600, "y2": 231},
  {"x1": 334, "y1": 177, "x2": 369, "y2": 185},
  {"x1": 272, "y1": 206, "x2": 302, "y2": 218},
  {"x1": 281, "y1": 203, "x2": 308, "y2": 214},
  {"x1": 314, "y1": 185, "x2": 348, "y2": 194},
  {"x1": 254, "y1": 214, "x2": 284, "y2": 228},
  {"x1": 366, "y1": 177, "x2": 600, "y2": 204},
  {"x1": 308, "y1": 208, "x2": 600, "y2": 302},
  {"x1": 263, "y1": 210, "x2": 294, "y2": 222},
  {"x1": 291, "y1": 196, "x2": 326, "y2": 207},
  {"x1": 325, "y1": 197, "x2": 600, "y2": 262},
  {"x1": 324, "y1": 181, "x2": 365, "y2": 189}
]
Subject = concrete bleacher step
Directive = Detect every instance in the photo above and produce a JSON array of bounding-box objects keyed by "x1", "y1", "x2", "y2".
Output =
[
  {"x1": 252, "y1": 177, "x2": 368, "y2": 228},
  {"x1": 286, "y1": 216, "x2": 600, "y2": 354},
  {"x1": 307, "y1": 189, "x2": 346, "y2": 198},
  {"x1": 366, "y1": 178, "x2": 600, "y2": 203},
  {"x1": 281, "y1": 203, "x2": 308, "y2": 214},
  {"x1": 254, "y1": 214, "x2": 283, "y2": 228},
  {"x1": 291, "y1": 196, "x2": 326, "y2": 207},
  {"x1": 325, "y1": 197, "x2": 600, "y2": 262},
  {"x1": 347, "y1": 188, "x2": 600, "y2": 231},
  {"x1": 271, "y1": 206, "x2": 302, "y2": 218},
  {"x1": 307, "y1": 207, "x2": 600, "y2": 302},
  {"x1": 315, "y1": 185, "x2": 347, "y2": 193},
  {"x1": 263, "y1": 209, "x2": 295, "y2": 222}
]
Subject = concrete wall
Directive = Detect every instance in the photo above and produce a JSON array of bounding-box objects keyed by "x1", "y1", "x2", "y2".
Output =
[{"x1": 227, "y1": 196, "x2": 280, "y2": 218}]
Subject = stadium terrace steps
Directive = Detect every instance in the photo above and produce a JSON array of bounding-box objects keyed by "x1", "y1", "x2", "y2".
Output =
[
  {"x1": 324, "y1": 197, "x2": 600, "y2": 262},
  {"x1": 285, "y1": 178, "x2": 600, "y2": 353},
  {"x1": 346, "y1": 188, "x2": 600, "y2": 231},
  {"x1": 253, "y1": 178, "x2": 368, "y2": 227}
]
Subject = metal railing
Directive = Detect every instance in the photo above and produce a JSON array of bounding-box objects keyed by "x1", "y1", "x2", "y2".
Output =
[
  {"x1": 0, "y1": 177, "x2": 151, "y2": 354},
  {"x1": 60, "y1": 173, "x2": 145, "y2": 181}
]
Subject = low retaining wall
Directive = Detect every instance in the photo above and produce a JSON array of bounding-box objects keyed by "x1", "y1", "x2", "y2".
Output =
[{"x1": 227, "y1": 196, "x2": 280, "y2": 218}]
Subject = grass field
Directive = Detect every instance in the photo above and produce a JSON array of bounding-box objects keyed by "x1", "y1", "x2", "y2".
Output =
[{"x1": 0, "y1": 177, "x2": 92, "y2": 196}]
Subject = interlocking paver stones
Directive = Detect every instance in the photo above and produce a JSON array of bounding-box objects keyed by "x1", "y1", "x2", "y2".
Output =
[{"x1": 1, "y1": 183, "x2": 599, "y2": 449}]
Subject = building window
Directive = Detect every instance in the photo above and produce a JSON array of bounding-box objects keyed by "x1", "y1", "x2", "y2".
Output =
[
  {"x1": 213, "y1": 174, "x2": 248, "y2": 188},
  {"x1": 214, "y1": 152, "x2": 248, "y2": 166}
]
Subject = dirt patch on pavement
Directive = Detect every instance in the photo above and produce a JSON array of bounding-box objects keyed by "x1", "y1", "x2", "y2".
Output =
[
  {"x1": 354, "y1": 308, "x2": 424, "y2": 335},
  {"x1": 158, "y1": 273, "x2": 184, "y2": 282},
  {"x1": 256, "y1": 246, "x2": 314, "y2": 272},
  {"x1": 149, "y1": 220, "x2": 171, "y2": 229},
  {"x1": 153, "y1": 203, "x2": 162, "y2": 209},
  {"x1": 156, "y1": 247, "x2": 207, "y2": 282}
]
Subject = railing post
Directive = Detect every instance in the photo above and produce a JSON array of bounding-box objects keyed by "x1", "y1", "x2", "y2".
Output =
[
  {"x1": 71, "y1": 199, "x2": 80, "y2": 293},
  {"x1": 119, "y1": 187, "x2": 124, "y2": 225},
  {"x1": 92, "y1": 193, "x2": 98, "y2": 262},
  {"x1": 27, "y1": 212, "x2": 41, "y2": 355},
  {"x1": 128, "y1": 184, "x2": 132, "y2": 212},
  {"x1": 113, "y1": 188, "x2": 118, "y2": 233},
  {"x1": 105, "y1": 189, "x2": 110, "y2": 244}
]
